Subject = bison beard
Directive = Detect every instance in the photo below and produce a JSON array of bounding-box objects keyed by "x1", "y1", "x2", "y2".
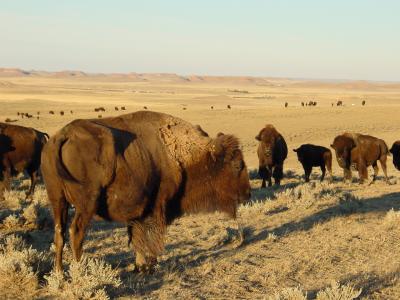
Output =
[{"x1": 41, "y1": 111, "x2": 251, "y2": 273}]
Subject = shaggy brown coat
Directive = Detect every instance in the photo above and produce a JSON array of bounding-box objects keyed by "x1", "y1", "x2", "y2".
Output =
[
  {"x1": 41, "y1": 111, "x2": 251, "y2": 272},
  {"x1": 331, "y1": 133, "x2": 389, "y2": 183},
  {"x1": 256, "y1": 125, "x2": 288, "y2": 187},
  {"x1": 0, "y1": 123, "x2": 48, "y2": 199}
]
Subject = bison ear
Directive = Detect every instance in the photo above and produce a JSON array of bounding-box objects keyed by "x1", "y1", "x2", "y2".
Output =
[
  {"x1": 330, "y1": 144, "x2": 334, "y2": 149},
  {"x1": 255, "y1": 134, "x2": 261, "y2": 141},
  {"x1": 293, "y1": 148, "x2": 297, "y2": 152}
]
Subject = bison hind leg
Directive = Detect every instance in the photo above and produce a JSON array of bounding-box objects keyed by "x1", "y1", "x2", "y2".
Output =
[
  {"x1": 319, "y1": 164, "x2": 326, "y2": 182},
  {"x1": 25, "y1": 169, "x2": 39, "y2": 200}
]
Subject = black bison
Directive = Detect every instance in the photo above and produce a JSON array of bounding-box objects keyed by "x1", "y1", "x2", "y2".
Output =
[
  {"x1": 331, "y1": 133, "x2": 389, "y2": 183},
  {"x1": 256, "y1": 125, "x2": 288, "y2": 187},
  {"x1": 293, "y1": 144, "x2": 333, "y2": 182},
  {"x1": 0, "y1": 123, "x2": 49, "y2": 199},
  {"x1": 41, "y1": 111, "x2": 251, "y2": 272},
  {"x1": 389, "y1": 141, "x2": 400, "y2": 170}
]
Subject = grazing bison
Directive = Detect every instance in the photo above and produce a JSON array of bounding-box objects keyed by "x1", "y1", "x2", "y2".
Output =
[
  {"x1": 0, "y1": 123, "x2": 49, "y2": 199},
  {"x1": 227, "y1": 105, "x2": 231, "y2": 109},
  {"x1": 114, "y1": 106, "x2": 119, "y2": 111},
  {"x1": 49, "y1": 111, "x2": 55, "y2": 115},
  {"x1": 331, "y1": 133, "x2": 389, "y2": 183},
  {"x1": 41, "y1": 111, "x2": 251, "y2": 272},
  {"x1": 256, "y1": 125, "x2": 288, "y2": 187},
  {"x1": 284, "y1": 102, "x2": 288, "y2": 108},
  {"x1": 337, "y1": 100, "x2": 343, "y2": 106},
  {"x1": 60, "y1": 111, "x2": 64, "y2": 116},
  {"x1": 389, "y1": 141, "x2": 400, "y2": 170},
  {"x1": 362, "y1": 100, "x2": 366, "y2": 106},
  {"x1": 293, "y1": 144, "x2": 332, "y2": 182}
]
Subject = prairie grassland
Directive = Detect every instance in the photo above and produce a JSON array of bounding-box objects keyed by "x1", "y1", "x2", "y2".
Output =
[{"x1": 1, "y1": 74, "x2": 400, "y2": 299}]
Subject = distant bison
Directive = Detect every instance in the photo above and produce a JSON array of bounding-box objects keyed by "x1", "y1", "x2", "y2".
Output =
[
  {"x1": 94, "y1": 107, "x2": 106, "y2": 112},
  {"x1": 121, "y1": 106, "x2": 126, "y2": 110},
  {"x1": 227, "y1": 105, "x2": 231, "y2": 109},
  {"x1": 284, "y1": 102, "x2": 288, "y2": 108},
  {"x1": 293, "y1": 144, "x2": 332, "y2": 182},
  {"x1": 331, "y1": 133, "x2": 389, "y2": 183},
  {"x1": 389, "y1": 141, "x2": 400, "y2": 170},
  {"x1": 256, "y1": 125, "x2": 288, "y2": 187},
  {"x1": 60, "y1": 111, "x2": 64, "y2": 116},
  {"x1": 337, "y1": 100, "x2": 343, "y2": 106},
  {"x1": 114, "y1": 106, "x2": 119, "y2": 111},
  {"x1": 49, "y1": 111, "x2": 55, "y2": 115},
  {"x1": 41, "y1": 111, "x2": 251, "y2": 272},
  {"x1": 0, "y1": 123, "x2": 49, "y2": 199},
  {"x1": 362, "y1": 100, "x2": 366, "y2": 106}
]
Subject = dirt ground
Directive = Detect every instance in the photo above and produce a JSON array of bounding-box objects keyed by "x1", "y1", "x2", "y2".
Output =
[{"x1": 1, "y1": 73, "x2": 400, "y2": 299}]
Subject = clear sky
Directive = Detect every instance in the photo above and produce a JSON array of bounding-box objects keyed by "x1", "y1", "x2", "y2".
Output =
[{"x1": 1, "y1": 0, "x2": 399, "y2": 81}]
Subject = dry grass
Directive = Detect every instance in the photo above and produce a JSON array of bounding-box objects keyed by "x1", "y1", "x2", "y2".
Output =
[{"x1": 1, "y1": 75, "x2": 400, "y2": 298}]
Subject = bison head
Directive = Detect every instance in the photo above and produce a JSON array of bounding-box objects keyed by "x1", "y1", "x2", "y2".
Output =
[
  {"x1": 390, "y1": 141, "x2": 400, "y2": 171},
  {"x1": 330, "y1": 135, "x2": 355, "y2": 169},
  {"x1": 293, "y1": 147, "x2": 305, "y2": 162},
  {"x1": 255, "y1": 126, "x2": 281, "y2": 163},
  {"x1": 209, "y1": 134, "x2": 251, "y2": 216}
]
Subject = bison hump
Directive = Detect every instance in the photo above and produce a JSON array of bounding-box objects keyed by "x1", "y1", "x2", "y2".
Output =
[{"x1": 158, "y1": 116, "x2": 210, "y2": 168}]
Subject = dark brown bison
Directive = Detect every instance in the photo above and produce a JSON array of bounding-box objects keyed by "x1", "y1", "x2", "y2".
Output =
[
  {"x1": 362, "y1": 100, "x2": 366, "y2": 106},
  {"x1": 227, "y1": 105, "x2": 231, "y2": 109},
  {"x1": 293, "y1": 144, "x2": 332, "y2": 182},
  {"x1": 121, "y1": 106, "x2": 126, "y2": 110},
  {"x1": 60, "y1": 111, "x2": 64, "y2": 116},
  {"x1": 41, "y1": 111, "x2": 251, "y2": 272},
  {"x1": 0, "y1": 123, "x2": 49, "y2": 199},
  {"x1": 256, "y1": 125, "x2": 288, "y2": 187},
  {"x1": 49, "y1": 111, "x2": 55, "y2": 115},
  {"x1": 337, "y1": 100, "x2": 343, "y2": 106},
  {"x1": 114, "y1": 106, "x2": 119, "y2": 111},
  {"x1": 331, "y1": 133, "x2": 389, "y2": 183},
  {"x1": 284, "y1": 102, "x2": 288, "y2": 108},
  {"x1": 389, "y1": 141, "x2": 400, "y2": 170}
]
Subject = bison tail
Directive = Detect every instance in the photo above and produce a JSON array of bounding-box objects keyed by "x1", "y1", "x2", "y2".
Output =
[
  {"x1": 381, "y1": 141, "x2": 391, "y2": 157},
  {"x1": 55, "y1": 135, "x2": 80, "y2": 183}
]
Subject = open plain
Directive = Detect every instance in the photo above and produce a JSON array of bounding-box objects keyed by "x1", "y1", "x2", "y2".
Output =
[{"x1": 1, "y1": 71, "x2": 400, "y2": 299}]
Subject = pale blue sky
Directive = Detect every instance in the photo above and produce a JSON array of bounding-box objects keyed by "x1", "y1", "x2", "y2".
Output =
[{"x1": 1, "y1": 1, "x2": 399, "y2": 81}]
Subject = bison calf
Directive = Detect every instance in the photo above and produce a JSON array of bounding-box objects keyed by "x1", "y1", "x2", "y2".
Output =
[
  {"x1": 293, "y1": 144, "x2": 332, "y2": 182},
  {"x1": 256, "y1": 125, "x2": 288, "y2": 187}
]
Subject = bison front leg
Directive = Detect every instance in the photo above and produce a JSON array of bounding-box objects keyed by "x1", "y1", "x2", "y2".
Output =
[
  {"x1": 303, "y1": 165, "x2": 312, "y2": 182},
  {"x1": 258, "y1": 166, "x2": 270, "y2": 188},
  {"x1": 379, "y1": 155, "x2": 389, "y2": 183},
  {"x1": 343, "y1": 168, "x2": 352, "y2": 183},
  {"x1": 129, "y1": 217, "x2": 165, "y2": 273},
  {"x1": 357, "y1": 162, "x2": 368, "y2": 184},
  {"x1": 272, "y1": 165, "x2": 283, "y2": 186},
  {"x1": 51, "y1": 195, "x2": 69, "y2": 272},
  {"x1": 320, "y1": 165, "x2": 326, "y2": 182}
]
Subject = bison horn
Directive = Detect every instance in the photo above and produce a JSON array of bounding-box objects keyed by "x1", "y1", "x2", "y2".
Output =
[{"x1": 293, "y1": 148, "x2": 298, "y2": 152}]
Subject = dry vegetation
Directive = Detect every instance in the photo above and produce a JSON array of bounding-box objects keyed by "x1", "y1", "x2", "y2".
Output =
[{"x1": 1, "y1": 72, "x2": 400, "y2": 299}]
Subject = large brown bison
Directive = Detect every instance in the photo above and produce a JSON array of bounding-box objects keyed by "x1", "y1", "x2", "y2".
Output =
[
  {"x1": 293, "y1": 144, "x2": 332, "y2": 182},
  {"x1": 331, "y1": 133, "x2": 389, "y2": 183},
  {"x1": 0, "y1": 123, "x2": 49, "y2": 199},
  {"x1": 256, "y1": 125, "x2": 288, "y2": 187},
  {"x1": 41, "y1": 111, "x2": 251, "y2": 273},
  {"x1": 389, "y1": 141, "x2": 400, "y2": 170}
]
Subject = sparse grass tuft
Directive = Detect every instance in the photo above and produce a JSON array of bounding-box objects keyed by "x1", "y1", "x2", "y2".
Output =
[
  {"x1": 382, "y1": 208, "x2": 400, "y2": 230},
  {"x1": 0, "y1": 235, "x2": 47, "y2": 300},
  {"x1": 45, "y1": 257, "x2": 122, "y2": 299},
  {"x1": 316, "y1": 281, "x2": 362, "y2": 300},
  {"x1": 269, "y1": 286, "x2": 307, "y2": 300}
]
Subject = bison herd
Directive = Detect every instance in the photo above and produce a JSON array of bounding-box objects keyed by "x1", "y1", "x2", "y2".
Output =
[{"x1": 0, "y1": 110, "x2": 399, "y2": 274}]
